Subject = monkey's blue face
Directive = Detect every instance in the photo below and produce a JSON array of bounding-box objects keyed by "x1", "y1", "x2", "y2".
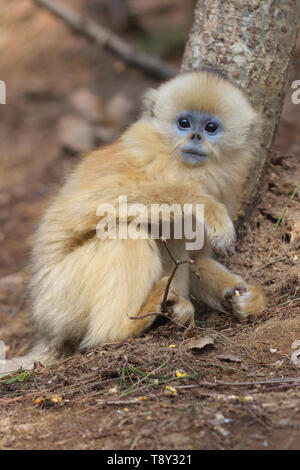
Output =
[{"x1": 173, "y1": 111, "x2": 224, "y2": 165}]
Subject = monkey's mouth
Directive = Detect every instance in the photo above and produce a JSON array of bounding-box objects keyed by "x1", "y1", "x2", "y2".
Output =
[{"x1": 180, "y1": 148, "x2": 209, "y2": 165}]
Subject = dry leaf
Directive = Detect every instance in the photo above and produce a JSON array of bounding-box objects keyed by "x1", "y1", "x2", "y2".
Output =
[
  {"x1": 217, "y1": 354, "x2": 242, "y2": 363},
  {"x1": 181, "y1": 335, "x2": 214, "y2": 351}
]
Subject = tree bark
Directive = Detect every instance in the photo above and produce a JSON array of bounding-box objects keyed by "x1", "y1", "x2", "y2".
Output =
[{"x1": 181, "y1": 0, "x2": 300, "y2": 229}]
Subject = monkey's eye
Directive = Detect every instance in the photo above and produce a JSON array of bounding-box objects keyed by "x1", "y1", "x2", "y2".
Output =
[
  {"x1": 178, "y1": 118, "x2": 191, "y2": 129},
  {"x1": 205, "y1": 122, "x2": 219, "y2": 133}
]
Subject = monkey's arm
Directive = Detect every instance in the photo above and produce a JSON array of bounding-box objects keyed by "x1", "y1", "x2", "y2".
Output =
[
  {"x1": 58, "y1": 180, "x2": 235, "y2": 256},
  {"x1": 128, "y1": 182, "x2": 236, "y2": 256}
]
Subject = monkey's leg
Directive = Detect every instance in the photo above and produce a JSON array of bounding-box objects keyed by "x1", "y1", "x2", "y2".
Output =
[
  {"x1": 190, "y1": 257, "x2": 266, "y2": 320},
  {"x1": 32, "y1": 236, "x2": 165, "y2": 352},
  {"x1": 73, "y1": 237, "x2": 169, "y2": 349}
]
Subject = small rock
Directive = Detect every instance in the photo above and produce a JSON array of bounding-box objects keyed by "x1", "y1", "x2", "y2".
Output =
[
  {"x1": 106, "y1": 92, "x2": 134, "y2": 126},
  {"x1": 291, "y1": 340, "x2": 300, "y2": 366},
  {"x1": 217, "y1": 353, "x2": 242, "y2": 363},
  {"x1": 210, "y1": 413, "x2": 226, "y2": 426},
  {"x1": 94, "y1": 126, "x2": 117, "y2": 144},
  {"x1": 69, "y1": 88, "x2": 106, "y2": 124},
  {"x1": 58, "y1": 115, "x2": 95, "y2": 154},
  {"x1": 213, "y1": 425, "x2": 230, "y2": 438}
]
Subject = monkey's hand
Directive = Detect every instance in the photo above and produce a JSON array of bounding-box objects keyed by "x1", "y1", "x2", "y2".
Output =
[
  {"x1": 222, "y1": 284, "x2": 266, "y2": 321},
  {"x1": 203, "y1": 201, "x2": 236, "y2": 257}
]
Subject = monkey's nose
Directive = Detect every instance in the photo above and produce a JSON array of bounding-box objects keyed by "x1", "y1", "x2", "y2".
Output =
[{"x1": 190, "y1": 133, "x2": 201, "y2": 141}]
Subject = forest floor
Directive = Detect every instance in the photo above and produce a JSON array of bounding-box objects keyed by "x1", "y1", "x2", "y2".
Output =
[{"x1": 0, "y1": 0, "x2": 299, "y2": 450}]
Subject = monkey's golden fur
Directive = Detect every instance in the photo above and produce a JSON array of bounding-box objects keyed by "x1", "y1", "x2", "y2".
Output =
[{"x1": 1, "y1": 71, "x2": 266, "y2": 372}]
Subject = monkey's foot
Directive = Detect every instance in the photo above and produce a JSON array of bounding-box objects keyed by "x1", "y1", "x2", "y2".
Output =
[
  {"x1": 166, "y1": 293, "x2": 195, "y2": 327},
  {"x1": 222, "y1": 284, "x2": 266, "y2": 321},
  {"x1": 139, "y1": 276, "x2": 194, "y2": 327}
]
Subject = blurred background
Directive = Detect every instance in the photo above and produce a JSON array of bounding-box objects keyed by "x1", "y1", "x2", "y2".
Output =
[{"x1": 0, "y1": 0, "x2": 299, "y2": 279}]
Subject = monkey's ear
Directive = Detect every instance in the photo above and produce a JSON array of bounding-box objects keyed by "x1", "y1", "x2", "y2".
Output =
[{"x1": 142, "y1": 88, "x2": 159, "y2": 118}]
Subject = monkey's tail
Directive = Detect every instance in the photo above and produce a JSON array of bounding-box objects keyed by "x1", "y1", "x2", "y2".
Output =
[{"x1": 0, "y1": 343, "x2": 58, "y2": 377}]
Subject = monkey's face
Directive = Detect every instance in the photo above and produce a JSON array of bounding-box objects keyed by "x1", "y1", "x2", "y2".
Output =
[
  {"x1": 143, "y1": 71, "x2": 260, "y2": 168},
  {"x1": 173, "y1": 111, "x2": 224, "y2": 166}
]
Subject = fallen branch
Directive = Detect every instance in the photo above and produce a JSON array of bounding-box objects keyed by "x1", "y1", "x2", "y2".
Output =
[
  {"x1": 196, "y1": 377, "x2": 300, "y2": 388},
  {"x1": 95, "y1": 396, "x2": 154, "y2": 406},
  {"x1": 33, "y1": 0, "x2": 176, "y2": 80},
  {"x1": 128, "y1": 309, "x2": 188, "y2": 330},
  {"x1": 128, "y1": 238, "x2": 193, "y2": 328},
  {"x1": 160, "y1": 238, "x2": 194, "y2": 312},
  {"x1": 244, "y1": 404, "x2": 271, "y2": 431},
  {"x1": 253, "y1": 255, "x2": 288, "y2": 273}
]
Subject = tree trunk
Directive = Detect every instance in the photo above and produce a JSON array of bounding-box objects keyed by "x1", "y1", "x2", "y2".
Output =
[{"x1": 181, "y1": 0, "x2": 300, "y2": 229}]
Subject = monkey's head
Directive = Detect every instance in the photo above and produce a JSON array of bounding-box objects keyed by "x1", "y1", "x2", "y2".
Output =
[{"x1": 143, "y1": 70, "x2": 261, "y2": 166}]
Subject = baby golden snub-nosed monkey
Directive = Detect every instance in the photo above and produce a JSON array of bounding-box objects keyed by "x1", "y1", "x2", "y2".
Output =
[{"x1": 0, "y1": 70, "x2": 266, "y2": 374}]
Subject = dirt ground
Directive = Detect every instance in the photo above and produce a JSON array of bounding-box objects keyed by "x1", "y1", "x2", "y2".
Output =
[{"x1": 0, "y1": 0, "x2": 299, "y2": 450}]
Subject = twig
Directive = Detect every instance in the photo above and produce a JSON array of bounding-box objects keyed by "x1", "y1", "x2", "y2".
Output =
[
  {"x1": 251, "y1": 382, "x2": 300, "y2": 393},
  {"x1": 95, "y1": 397, "x2": 154, "y2": 406},
  {"x1": 120, "y1": 356, "x2": 171, "y2": 397},
  {"x1": 77, "y1": 398, "x2": 155, "y2": 415},
  {"x1": 33, "y1": 0, "x2": 176, "y2": 80},
  {"x1": 166, "y1": 376, "x2": 300, "y2": 391},
  {"x1": 244, "y1": 404, "x2": 270, "y2": 431},
  {"x1": 203, "y1": 361, "x2": 248, "y2": 376},
  {"x1": 279, "y1": 296, "x2": 300, "y2": 307},
  {"x1": 160, "y1": 238, "x2": 194, "y2": 312},
  {"x1": 198, "y1": 377, "x2": 300, "y2": 387},
  {"x1": 130, "y1": 435, "x2": 140, "y2": 451},
  {"x1": 253, "y1": 255, "x2": 287, "y2": 272},
  {"x1": 128, "y1": 238, "x2": 193, "y2": 327},
  {"x1": 128, "y1": 310, "x2": 189, "y2": 329}
]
